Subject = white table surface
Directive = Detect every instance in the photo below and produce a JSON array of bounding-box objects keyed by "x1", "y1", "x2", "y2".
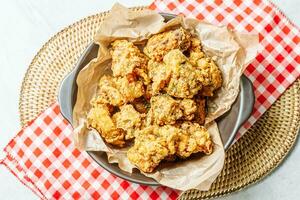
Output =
[{"x1": 0, "y1": 0, "x2": 299, "y2": 199}]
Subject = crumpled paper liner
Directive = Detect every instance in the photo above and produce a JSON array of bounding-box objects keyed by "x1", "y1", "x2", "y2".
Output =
[{"x1": 73, "y1": 4, "x2": 259, "y2": 191}]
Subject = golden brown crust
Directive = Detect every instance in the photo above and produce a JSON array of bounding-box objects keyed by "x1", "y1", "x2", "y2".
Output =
[
  {"x1": 146, "y1": 95, "x2": 197, "y2": 126},
  {"x1": 179, "y1": 99, "x2": 197, "y2": 121},
  {"x1": 188, "y1": 37, "x2": 205, "y2": 66},
  {"x1": 164, "y1": 50, "x2": 203, "y2": 98},
  {"x1": 93, "y1": 75, "x2": 144, "y2": 107},
  {"x1": 127, "y1": 125, "x2": 179, "y2": 173},
  {"x1": 147, "y1": 94, "x2": 183, "y2": 126},
  {"x1": 144, "y1": 27, "x2": 191, "y2": 61},
  {"x1": 127, "y1": 123, "x2": 212, "y2": 172},
  {"x1": 188, "y1": 37, "x2": 223, "y2": 96},
  {"x1": 147, "y1": 59, "x2": 172, "y2": 95},
  {"x1": 87, "y1": 103, "x2": 144, "y2": 146},
  {"x1": 92, "y1": 75, "x2": 125, "y2": 106},
  {"x1": 196, "y1": 57, "x2": 223, "y2": 96},
  {"x1": 87, "y1": 104, "x2": 126, "y2": 147},
  {"x1": 176, "y1": 122, "x2": 213, "y2": 158},
  {"x1": 112, "y1": 104, "x2": 143, "y2": 140},
  {"x1": 114, "y1": 76, "x2": 145, "y2": 103},
  {"x1": 111, "y1": 40, "x2": 148, "y2": 76}
]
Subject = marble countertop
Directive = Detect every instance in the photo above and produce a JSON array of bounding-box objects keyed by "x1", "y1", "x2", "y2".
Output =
[{"x1": 0, "y1": 0, "x2": 299, "y2": 199}]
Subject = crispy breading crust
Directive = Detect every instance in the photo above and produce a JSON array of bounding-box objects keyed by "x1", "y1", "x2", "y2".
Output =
[
  {"x1": 127, "y1": 123, "x2": 212, "y2": 172},
  {"x1": 114, "y1": 76, "x2": 145, "y2": 102},
  {"x1": 164, "y1": 50, "x2": 203, "y2": 98},
  {"x1": 147, "y1": 60, "x2": 172, "y2": 95},
  {"x1": 144, "y1": 27, "x2": 191, "y2": 61},
  {"x1": 179, "y1": 99, "x2": 197, "y2": 121},
  {"x1": 87, "y1": 104, "x2": 126, "y2": 147},
  {"x1": 127, "y1": 125, "x2": 179, "y2": 173},
  {"x1": 146, "y1": 95, "x2": 197, "y2": 125},
  {"x1": 111, "y1": 40, "x2": 148, "y2": 75},
  {"x1": 112, "y1": 104, "x2": 143, "y2": 140},
  {"x1": 147, "y1": 94, "x2": 183, "y2": 125},
  {"x1": 188, "y1": 37, "x2": 223, "y2": 96},
  {"x1": 92, "y1": 75, "x2": 144, "y2": 107},
  {"x1": 176, "y1": 122, "x2": 212, "y2": 158},
  {"x1": 87, "y1": 103, "x2": 144, "y2": 146}
]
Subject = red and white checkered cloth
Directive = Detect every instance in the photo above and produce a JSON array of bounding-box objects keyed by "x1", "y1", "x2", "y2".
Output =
[
  {"x1": 1, "y1": 103, "x2": 179, "y2": 199},
  {"x1": 1, "y1": 0, "x2": 300, "y2": 199}
]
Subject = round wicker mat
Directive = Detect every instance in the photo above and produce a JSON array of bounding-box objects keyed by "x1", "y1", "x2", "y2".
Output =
[{"x1": 19, "y1": 7, "x2": 300, "y2": 199}]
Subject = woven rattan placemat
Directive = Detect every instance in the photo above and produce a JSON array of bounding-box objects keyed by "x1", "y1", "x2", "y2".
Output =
[{"x1": 18, "y1": 7, "x2": 300, "y2": 199}]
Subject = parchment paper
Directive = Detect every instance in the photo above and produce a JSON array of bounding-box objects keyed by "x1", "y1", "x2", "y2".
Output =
[{"x1": 72, "y1": 4, "x2": 259, "y2": 191}]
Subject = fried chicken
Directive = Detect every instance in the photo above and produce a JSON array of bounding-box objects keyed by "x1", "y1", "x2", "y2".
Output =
[
  {"x1": 188, "y1": 37, "x2": 223, "y2": 96},
  {"x1": 92, "y1": 75, "x2": 125, "y2": 106},
  {"x1": 188, "y1": 37, "x2": 205, "y2": 66},
  {"x1": 164, "y1": 50, "x2": 203, "y2": 98},
  {"x1": 147, "y1": 49, "x2": 205, "y2": 98},
  {"x1": 146, "y1": 94, "x2": 197, "y2": 125},
  {"x1": 87, "y1": 103, "x2": 126, "y2": 147},
  {"x1": 144, "y1": 27, "x2": 191, "y2": 61},
  {"x1": 127, "y1": 125, "x2": 179, "y2": 173},
  {"x1": 92, "y1": 75, "x2": 144, "y2": 107},
  {"x1": 179, "y1": 99, "x2": 197, "y2": 121},
  {"x1": 127, "y1": 122, "x2": 212, "y2": 172},
  {"x1": 87, "y1": 103, "x2": 145, "y2": 146},
  {"x1": 114, "y1": 76, "x2": 145, "y2": 102},
  {"x1": 146, "y1": 38, "x2": 222, "y2": 98},
  {"x1": 112, "y1": 104, "x2": 143, "y2": 140},
  {"x1": 147, "y1": 59, "x2": 172, "y2": 95},
  {"x1": 110, "y1": 40, "x2": 150, "y2": 84},
  {"x1": 195, "y1": 57, "x2": 223, "y2": 96},
  {"x1": 146, "y1": 94, "x2": 183, "y2": 126},
  {"x1": 176, "y1": 122, "x2": 213, "y2": 158}
]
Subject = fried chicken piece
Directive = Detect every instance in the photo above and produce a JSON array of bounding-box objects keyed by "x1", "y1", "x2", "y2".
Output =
[
  {"x1": 114, "y1": 76, "x2": 145, "y2": 102},
  {"x1": 144, "y1": 27, "x2": 191, "y2": 61},
  {"x1": 146, "y1": 42, "x2": 221, "y2": 98},
  {"x1": 128, "y1": 122, "x2": 213, "y2": 172},
  {"x1": 147, "y1": 94, "x2": 183, "y2": 126},
  {"x1": 112, "y1": 104, "x2": 143, "y2": 140},
  {"x1": 188, "y1": 37, "x2": 205, "y2": 66},
  {"x1": 127, "y1": 125, "x2": 180, "y2": 173},
  {"x1": 194, "y1": 97, "x2": 206, "y2": 125},
  {"x1": 147, "y1": 60, "x2": 172, "y2": 95},
  {"x1": 92, "y1": 75, "x2": 125, "y2": 106},
  {"x1": 176, "y1": 122, "x2": 212, "y2": 158},
  {"x1": 188, "y1": 37, "x2": 223, "y2": 96},
  {"x1": 179, "y1": 99, "x2": 197, "y2": 121},
  {"x1": 146, "y1": 95, "x2": 197, "y2": 125},
  {"x1": 93, "y1": 75, "x2": 144, "y2": 106},
  {"x1": 147, "y1": 49, "x2": 202, "y2": 97},
  {"x1": 195, "y1": 57, "x2": 222, "y2": 96},
  {"x1": 110, "y1": 40, "x2": 150, "y2": 84},
  {"x1": 164, "y1": 50, "x2": 203, "y2": 98},
  {"x1": 87, "y1": 104, "x2": 126, "y2": 147}
]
